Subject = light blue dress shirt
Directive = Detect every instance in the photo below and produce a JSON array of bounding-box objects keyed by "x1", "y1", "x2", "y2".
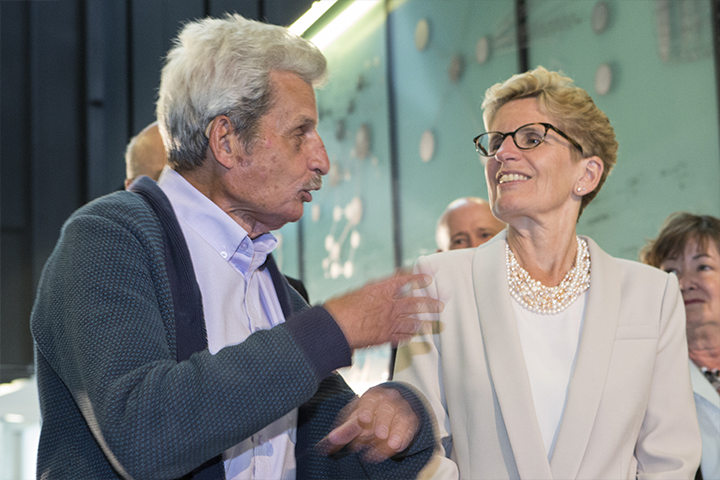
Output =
[
  {"x1": 690, "y1": 360, "x2": 720, "y2": 480},
  {"x1": 158, "y1": 167, "x2": 297, "y2": 480}
]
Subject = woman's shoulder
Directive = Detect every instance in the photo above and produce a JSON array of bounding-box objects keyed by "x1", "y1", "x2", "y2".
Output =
[{"x1": 583, "y1": 235, "x2": 672, "y2": 289}]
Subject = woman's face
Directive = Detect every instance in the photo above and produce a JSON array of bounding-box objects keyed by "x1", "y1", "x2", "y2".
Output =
[
  {"x1": 484, "y1": 98, "x2": 586, "y2": 225},
  {"x1": 660, "y1": 238, "x2": 720, "y2": 330}
]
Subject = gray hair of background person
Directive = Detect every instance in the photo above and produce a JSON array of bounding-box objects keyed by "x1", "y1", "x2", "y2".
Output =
[
  {"x1": 481, "y1": 66, "x2": 618, "y2": 217},
  {"x1": 156, "y1": 13, "x2": 328, "y2": 171}
]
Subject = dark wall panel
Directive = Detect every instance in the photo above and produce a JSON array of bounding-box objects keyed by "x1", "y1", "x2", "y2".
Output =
[
  {"x1": 29, "y1": 0, "x2": 85, "y2": 284},
  {"x1": 264, "y1": 0, "x2": 314, "y2": 26},
  {"x1": 86, "y1": 0, "x2": 129, "y2": 198},
  {"x1": 209, "y1": 0, "x2": 259, "y2": 19},
  {"x1": 131, "y1": 0, "x2": 204, "y2": 134},
  {"x1": 1, "y1": 2, "x2": 34, "y2": 384}
]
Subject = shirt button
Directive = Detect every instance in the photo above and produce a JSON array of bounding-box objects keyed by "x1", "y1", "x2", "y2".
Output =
[{"x1": 220, "y1": 251, "x2": 228, "y2": 259}]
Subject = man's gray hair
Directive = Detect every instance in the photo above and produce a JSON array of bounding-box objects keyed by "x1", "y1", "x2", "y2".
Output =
[{"x1": 156, "y1": 13, "x2": 327, "y2": 171}]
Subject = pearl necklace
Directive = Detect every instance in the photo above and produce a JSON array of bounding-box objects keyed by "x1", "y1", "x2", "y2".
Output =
[{"x1": 506, "y1": 236, "x2": 591, "y2": 315}]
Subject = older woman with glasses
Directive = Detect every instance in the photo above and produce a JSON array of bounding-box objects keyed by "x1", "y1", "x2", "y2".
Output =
[
  {"x1": 394, "y1": 67, "x2": 701, "y2": 479},
  {"x1": 642, "y1": 213, "x2": 720, "y2": 480}
]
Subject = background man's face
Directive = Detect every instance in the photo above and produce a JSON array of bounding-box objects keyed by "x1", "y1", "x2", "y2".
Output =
[{"x1": 446, "y1": 202, "x2": 505, "y2": 250}]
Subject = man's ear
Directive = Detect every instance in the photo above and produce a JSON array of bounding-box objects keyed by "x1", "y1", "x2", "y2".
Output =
[
  {"x1": 206, "y1": 116, "x2": 238, "y2": 169},
  {"x1": 575, "y1": 156, "x2": 604, "y2": 196}
]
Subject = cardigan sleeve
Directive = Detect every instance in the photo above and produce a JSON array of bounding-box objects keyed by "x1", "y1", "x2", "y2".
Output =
[
  {"x1": 31, "y1": 198, "x2": 352, "y2": 479},
  {"x1": 296, "y1": 374, "x2": 437, "y2": 480}
]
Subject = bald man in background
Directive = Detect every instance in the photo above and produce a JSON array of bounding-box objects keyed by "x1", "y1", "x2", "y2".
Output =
[
  {"x1": 124, "y1": 121, "x2": 166, "y2": 188},
  {"x1": 435, "y1": 196, "x2": 505, "y2": 251}
]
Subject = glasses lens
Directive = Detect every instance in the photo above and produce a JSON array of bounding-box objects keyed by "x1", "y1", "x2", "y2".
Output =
[{"x1": 515, "y1": 124, "x2": 546, "y2": 149}]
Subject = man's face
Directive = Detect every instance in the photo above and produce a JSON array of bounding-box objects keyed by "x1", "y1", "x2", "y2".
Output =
[
  {"x1": 226, "y1": 70, "x2": 330, "y2": 234},
  {"x1": 446, "y1": 202, "x2": 505, "y2": 250}
]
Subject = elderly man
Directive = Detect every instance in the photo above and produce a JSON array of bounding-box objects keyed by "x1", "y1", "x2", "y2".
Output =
[
  {"x1": 124, "y1": 121, "x2": 166, "y2": 188},
  {"x1": 435, "y1": 196, "x2": 505, "y2": 251},
  {"x1": 31, "y1": 14, "x2": 442, "y2": 480}
]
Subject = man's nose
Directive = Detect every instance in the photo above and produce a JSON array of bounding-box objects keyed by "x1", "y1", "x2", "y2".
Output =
[{"x1": 309, "y1": 135, "x2": 330, "y2": 176}]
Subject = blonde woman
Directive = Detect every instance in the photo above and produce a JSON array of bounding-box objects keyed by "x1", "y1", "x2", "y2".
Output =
[{"x1": 395, "y1": 67, "x2": 701, "y2": 479}]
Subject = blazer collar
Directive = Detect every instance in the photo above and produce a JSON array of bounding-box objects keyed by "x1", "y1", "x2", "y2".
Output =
[
  {"x1": 549, "y1": 237, "x2": 621, "y2": 479},
  {"x1": 473, "y1": 230, "x2": 553, "y2": 480},
  {"x1": 473, "y1": 234, "x2": 622, "y2": 480}
]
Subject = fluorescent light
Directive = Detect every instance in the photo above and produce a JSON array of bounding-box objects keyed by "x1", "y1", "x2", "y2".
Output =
[
  {"x1": 288, "y1": 0, "x2": 338, "y2": 36},
  {"x1": 0, "y1": 378, "x2": 27, "y2": 397},
  {"x1": 310, "y1": 0, "x2": 382, "y2": 51},
  {"x1": 4, "y1": 413, "x2": 25, "y2": 424}
]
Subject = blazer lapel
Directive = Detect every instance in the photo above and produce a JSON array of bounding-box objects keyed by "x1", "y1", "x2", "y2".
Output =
[
  {"x1": 473, "y1": 232, "x2": 553, "y2": 480},
  {"x1": 550, "y1": 237, "x2": 622, "y2": 479}
]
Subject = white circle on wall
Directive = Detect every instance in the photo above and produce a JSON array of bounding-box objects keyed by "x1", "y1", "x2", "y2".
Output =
[
  {"x1": 330, "y1": 261, "x2": 342, "y2": 279},
  {"x1": 415, "y1": 18, "x2": 430, "y2": 51},
  {"x1": 311, "y1": 203, "x2": 321, "y2": 222},
  {"x1": 448, "y1": 55, "x2": 464, "y2": 83},
  {"x1": 420, "y1": 130, "x2": 435, "y2": 163},
  {"x1": 591, "y1": 1, "x2": 610, "y2": 34},
  {"x1": 350, "y1": 230, "x2": 361, "y2": 249},
  {"x1": 345, "y1": 197, "x2": 363, "y2": 225},
  {"x1": 343, "y1": 261, "x2": 354, "y2": 279},
  {"x1": 476, "y1": 36, "x2": 491, "y2": 64},
  {"x1": 594, "y1": 63, "x2": 612, "y2": 95},
  {"x1": 355, "y1": 124, "x2": 371, "y2": 160}
]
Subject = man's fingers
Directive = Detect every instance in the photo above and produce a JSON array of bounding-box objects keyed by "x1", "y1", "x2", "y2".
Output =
[
  {"x1": 390, "y1": 273, "x2": 433, "y2": 297},
  {"x1": 320, "y1": 414, "x2": 362, "y2": 454},
  {"x1": 393, "y1": 296, "x2": 445, "y2": 316},
  {"x1": 387, "y1": 411, "x2": 418, "y2": 452}
]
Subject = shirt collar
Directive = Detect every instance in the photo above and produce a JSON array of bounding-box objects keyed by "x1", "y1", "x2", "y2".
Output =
[
  {"x1": 157, "y1": 167, "x2": 277, "y2": 274},
  {"x1": 690, "y1": 359, "x2": 720, "y2": 408}
]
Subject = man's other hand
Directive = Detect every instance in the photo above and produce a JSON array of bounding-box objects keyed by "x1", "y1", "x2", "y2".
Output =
[{"x1": 319, "y1": 386, "x2": 419, "y2": 463}]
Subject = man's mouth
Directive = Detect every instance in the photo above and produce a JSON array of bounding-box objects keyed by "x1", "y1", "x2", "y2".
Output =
[
  {"x1": 300, "y1": 176, "x2": 323, "y2": 201},
  {"x1": 498, "y1": 173, "x2": 530, "y2": 184}
]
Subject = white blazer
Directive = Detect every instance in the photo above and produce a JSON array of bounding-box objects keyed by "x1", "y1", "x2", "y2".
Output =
[{"x1": 395, "y1": 231, "x2": 701, "y2": 480}]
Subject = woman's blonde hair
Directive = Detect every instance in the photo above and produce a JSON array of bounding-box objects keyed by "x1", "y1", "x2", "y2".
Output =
[{"x1": 482, "y1": 66, "x2": 618, "y2": 217}]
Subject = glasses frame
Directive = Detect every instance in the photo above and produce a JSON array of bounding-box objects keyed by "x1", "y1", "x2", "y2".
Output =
[{"x1": 473, "y1": 122, "x2": 583, "y2": 157}]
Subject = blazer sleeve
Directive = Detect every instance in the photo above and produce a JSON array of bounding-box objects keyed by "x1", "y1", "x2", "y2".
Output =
[
  {"x1": 393, "y1": 255, "x2": 460, "y2": 480},
  {"x1": 636, "y1": 273, "x2": 702, "y2": 479},
  {"x1": 31, "y1": 203, "x2": 351, "y2": 479}
]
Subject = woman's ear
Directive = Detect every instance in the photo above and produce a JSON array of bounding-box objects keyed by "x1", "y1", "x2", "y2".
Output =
[
  {"x1": 575, "y1": 156, "x2": 604, "y2": 196},
  {"x1": 206, "y1": 116, "x2": 237, "y2": 169}
]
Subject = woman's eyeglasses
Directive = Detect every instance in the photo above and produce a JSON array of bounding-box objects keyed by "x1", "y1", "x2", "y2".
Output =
[{"x1": 473, "y1": 122, "x2": 583, "y2": 157}]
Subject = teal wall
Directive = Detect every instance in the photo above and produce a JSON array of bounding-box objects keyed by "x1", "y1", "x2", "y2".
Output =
[
  {"x1": 278, "y1": 0, "x2": 720, "y2": 387},
  {"x1": 391, "y1": 0, "x2": 519, "y2": 266},
  {"x1": 526, "y1": 0, "x2": 720, "y2": 259},
  {"x1": 296, "y1": 0, "x2": 719, "y2": 286}
]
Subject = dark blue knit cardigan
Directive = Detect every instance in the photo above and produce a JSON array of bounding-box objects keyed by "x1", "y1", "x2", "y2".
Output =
[{"x1": 30, "y1": 178, "x2": 435, "y2": 479}]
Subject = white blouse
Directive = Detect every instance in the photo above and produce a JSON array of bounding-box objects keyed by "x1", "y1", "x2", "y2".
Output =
[{"x1": 512, "y1": 291, "x2": 587, "y2": 459}]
